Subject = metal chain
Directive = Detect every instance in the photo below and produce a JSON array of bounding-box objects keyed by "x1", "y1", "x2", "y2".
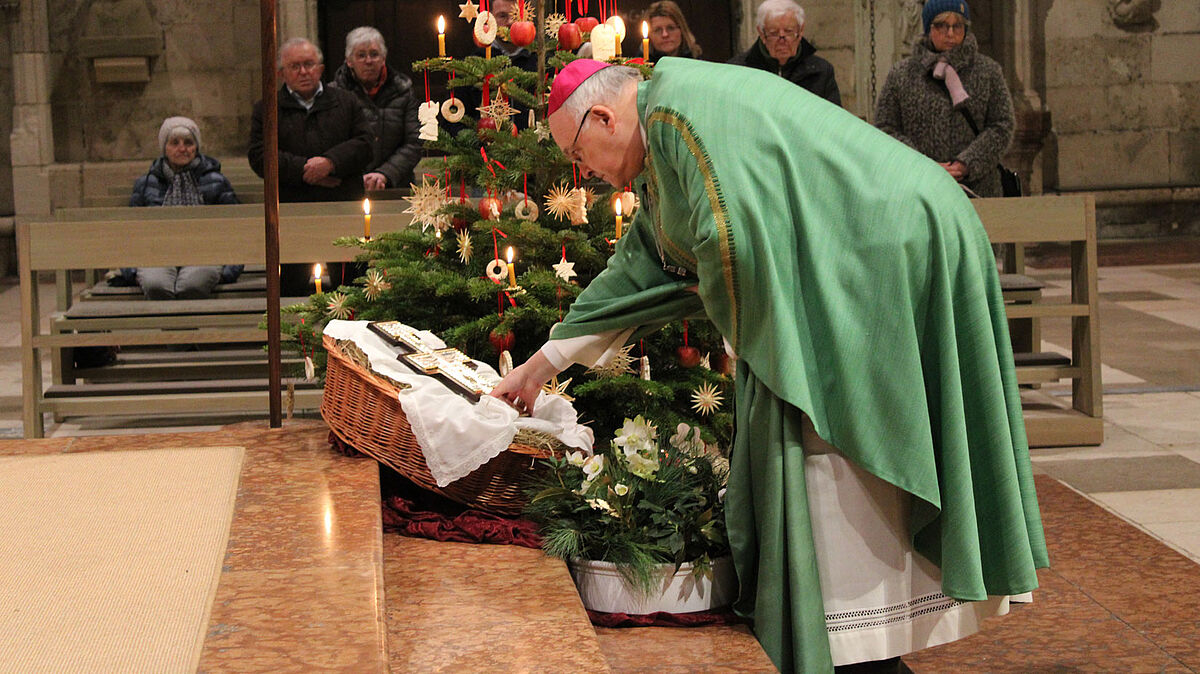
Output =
[{"x1": 868, "y1": 0, "x2": 877, "y2": 106}]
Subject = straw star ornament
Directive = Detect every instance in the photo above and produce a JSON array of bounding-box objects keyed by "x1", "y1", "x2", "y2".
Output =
[
  {"x1": 690, "y1": 382, "x2": 723, "y2": 415},
  {"x1": 587, "y1": 345, "x2": 635, "y2": 378},
  {"x1": 478, "y1": 92, "x2": 519, "y2": 122},
  {"x1": 363, "y1": 268, "x2": 392, "y2": 300},
  {"x1": 403, "y1": 177, "x2": 449, "y2": 232},
  {"x1": 325, "y1": 292, "x2": 352, "y2": 320},
  {"x1": 456, "y1": 230, "x2": 473, "y2": 264},
  {"x1": 542, "y1": 376, "x2": 574, "y2": 402},
  {"x1": 544, "y1": 184, "x2": 575, "y2": 221},
  {"x1": 544, "y1": 13, "x2": 567, "y2": 37}
]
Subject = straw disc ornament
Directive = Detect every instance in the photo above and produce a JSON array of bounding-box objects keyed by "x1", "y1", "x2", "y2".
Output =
[
  {"x1": 441, "y1": 96, "x2": 466, "y2": 123},
  {"x1": 474, "y1": 11, "x2": 498, "y2": 46},
  {"x1": 486, "y1": 258, "x2": 508, "y2": 283},
  {"x1": 514, "y1": 198, "x2": 538, "y2": 221}
]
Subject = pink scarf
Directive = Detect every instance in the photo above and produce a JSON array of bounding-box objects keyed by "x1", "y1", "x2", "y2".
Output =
[{"x1": 933, "y1": 60, "x2": 970, "y2": 108}]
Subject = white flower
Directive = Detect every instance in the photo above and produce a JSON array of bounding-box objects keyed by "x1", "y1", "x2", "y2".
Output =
[
  {"x1": 566, "y1": 450, "x2": 586, "y2": 467},
  {"x1": 718, "y1": 487, "x2": 727, "y2": 502},
  {"x1": 625, "y1": 451, "x2": 660, "y2": 480},
  {"x1": 614, "y1": 483, "x2": 629, "y2": 496},
  {"x1": 582, "y1": 454, "x2": 605, "y2": 482},
  {"x1": 669, "y1": 423, "x2": 705, "y2": 454}
]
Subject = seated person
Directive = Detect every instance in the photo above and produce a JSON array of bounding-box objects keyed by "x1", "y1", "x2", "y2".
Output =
[
  {"x1": 329, "y1": 27, "x2": 422, "y2": 191},
  {"x1": 643, "y1": 0, "x2": 702, "y2": 64},
  {"x1": 728, "y1": 0, "x2": 841, "y2": 106},
  {"x1": 118, "y1": 116, "x2": 243, "y2": 299}
]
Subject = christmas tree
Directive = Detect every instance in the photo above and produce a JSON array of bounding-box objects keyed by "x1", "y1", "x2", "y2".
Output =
[{"x1": 283, "y1": 0, "x2": 732, "y2": 449}]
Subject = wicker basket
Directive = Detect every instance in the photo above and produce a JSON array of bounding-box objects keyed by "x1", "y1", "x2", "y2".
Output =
[{"x1": 320, "y1": 334, "x2": 557, "y2": 515}]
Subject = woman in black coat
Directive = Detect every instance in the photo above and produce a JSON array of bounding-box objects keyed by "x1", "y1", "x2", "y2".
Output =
[
  {"x1": 329, "y1": 26, "x2": 422, "y2": 191},
  {"x1": 121, "y1": 116, "x2": 242, "y2": 299}
]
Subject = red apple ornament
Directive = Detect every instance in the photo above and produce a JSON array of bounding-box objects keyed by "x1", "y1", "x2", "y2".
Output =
[
  {"x1": 676, "y1": 346, "x2": 702, "y2": 368},
  {"x1": 489, "y1": 327, "x2": 515, "y2": 354},
  {"x1": 478, "y1": 196, "x2": 502, "y2": 220},
  {"x1": 557, "y1": 22, "x2": 583, "y2": 51},
  {"x1": 509, "y1": 20, "x2": 536, "y2": 47},
  {"x1": 574, "y1": 16, "x2": 600, "y2": 35}
]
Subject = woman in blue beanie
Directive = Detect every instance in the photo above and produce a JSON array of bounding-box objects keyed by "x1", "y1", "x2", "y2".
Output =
[{"x1": 873, "y1": 0, "x2": 1015, "y2": 198}]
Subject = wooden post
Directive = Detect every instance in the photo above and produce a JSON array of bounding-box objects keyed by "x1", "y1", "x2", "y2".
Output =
[{"x1": 260, "y1": 0, "x2": 282, "y2": 427}]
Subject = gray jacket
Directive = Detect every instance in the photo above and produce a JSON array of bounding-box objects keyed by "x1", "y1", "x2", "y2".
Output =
[{"x1": 874, "y1": 33, "x2": 1013, "y2": 197}]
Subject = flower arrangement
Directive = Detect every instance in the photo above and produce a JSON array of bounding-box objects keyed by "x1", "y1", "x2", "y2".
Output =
[{"x1": 524, "y1": 416, "x2": 730, "y2": 596}]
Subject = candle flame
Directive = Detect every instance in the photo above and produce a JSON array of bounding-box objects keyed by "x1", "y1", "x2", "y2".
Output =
[
  {"x1": 614, "y1": 196, "x2": 623, "y2": 216},
  {"x1": 313, "y1": 263, "x2": 322, "y2": 279},
  {"x1": 506, "y1": 246, "x2": 514, "y2": 263},
  {"x1": 642, "y1": 20, "x2": 649, "y2": 38},
  {"x1": 608, "y1": 15, "x2": 626, "y2": 40},
  {"x1": 362, "y1": 198, "x2": 371, "y2": 215},
  {"x1": 437, "y1": 15, "x2": 445, "y2": 33}
]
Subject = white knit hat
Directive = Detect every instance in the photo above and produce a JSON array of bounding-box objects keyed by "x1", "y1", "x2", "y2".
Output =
[{"x1": 157, "y1": 116, "x2": 202, "y2": 154}]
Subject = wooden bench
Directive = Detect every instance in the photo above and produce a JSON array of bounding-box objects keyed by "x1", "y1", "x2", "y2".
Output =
[
  {"x1": 974, "y1": 195, "x2": 1103, "y2": 447},
  {"x1": 18, "y1": 207, "x2": 414, "y2": 437}
]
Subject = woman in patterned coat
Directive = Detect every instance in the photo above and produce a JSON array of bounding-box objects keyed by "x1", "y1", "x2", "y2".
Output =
[{"x1": 874, "y1": 0, "x2": 1013, "y2": 198}]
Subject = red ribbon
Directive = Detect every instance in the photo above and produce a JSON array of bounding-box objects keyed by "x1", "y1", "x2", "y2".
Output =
[{"x1": 423, "y1": 68, "x2": 430, "y2": 103}]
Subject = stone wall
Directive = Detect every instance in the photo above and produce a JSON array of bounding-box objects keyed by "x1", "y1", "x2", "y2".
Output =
[
  {"x1": 49, "y1": 0, "x2": 263, "y2": 165},
  {"x1": 1044, "y1": 1, "x2": 1200, "y2": 191},
  {"x1": 0, "y1": 11, "x2": 14, "y2": 217}
]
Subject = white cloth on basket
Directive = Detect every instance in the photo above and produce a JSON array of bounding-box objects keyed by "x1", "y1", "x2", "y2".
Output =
[{"x1": 323, "y1": 320, "x2": 593, "y2": 487}]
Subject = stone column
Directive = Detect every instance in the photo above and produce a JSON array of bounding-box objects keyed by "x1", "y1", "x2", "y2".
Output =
[
  {"x1": 995, "y1": 0, "x2": 1051, "y2": 194},
  {"x1": 853, "y1": 0, "x2": 923, "y2": 121},
  {"x1": 9, "y1": 0, "x2": 55, "y2": 222},
  {"x1": 278, "y1": 0, "x2": 317, "y2": 44}
]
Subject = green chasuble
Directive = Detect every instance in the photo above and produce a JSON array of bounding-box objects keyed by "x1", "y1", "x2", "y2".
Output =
[{"x1": 550, "y1": 58, "x2": 1048, "y2": 673}]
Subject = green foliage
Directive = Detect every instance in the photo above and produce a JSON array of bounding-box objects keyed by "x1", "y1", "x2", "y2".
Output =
[
  {"x1": 283, "y1": 33, "x2": 733, "y2": 449},
  {"x1": 525, "y1": 417, "x2": 729, "y2": 595}
]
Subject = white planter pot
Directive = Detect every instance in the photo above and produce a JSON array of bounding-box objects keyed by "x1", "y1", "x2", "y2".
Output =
[{"x1": 568, "y1": 555, "x2": 736, "y2": 615}]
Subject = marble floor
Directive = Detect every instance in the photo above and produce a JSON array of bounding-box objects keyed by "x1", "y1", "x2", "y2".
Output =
[{"x1": 1, "y1": 252, "x2": 1199, "y2": 670}]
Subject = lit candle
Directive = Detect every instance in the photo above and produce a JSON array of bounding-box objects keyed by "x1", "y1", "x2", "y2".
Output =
[
  {"x1": 505, "y1": 246, "x2": 517, "y2": 287},
  {"x1": 437, "y1": 16, "x2": 446, "y2": 58},
  {"x1": 313, "y1": 263, "x2": 323, "y2": 294},
  {"x1": 642, "y1": 21, "x2": 649, "y2": 61},
  {"x1": 362, "y1": 198, "x2": 371, "y2": 240},
  {"x1": 615, "y1": 31, "x2": 622, "y2": 57},
  {"x1": 614, "y1": 195, "x2": 623, "y2": 240},
  {"x1": 485, "y1": 45, "x2": 492, "y2": 59}
]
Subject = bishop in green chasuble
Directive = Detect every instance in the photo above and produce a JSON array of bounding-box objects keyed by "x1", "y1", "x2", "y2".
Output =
[{"x1": 492, "y1": 58, "x2": 1048, "y2": 673}]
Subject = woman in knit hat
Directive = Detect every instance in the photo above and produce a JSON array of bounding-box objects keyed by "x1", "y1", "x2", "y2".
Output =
[
  {"x1": 121, "y1": 116, "x2": 243, "y2": 299},
  {"x1": 873, "y1": 0, "x2": 1015, "y2": 197}
]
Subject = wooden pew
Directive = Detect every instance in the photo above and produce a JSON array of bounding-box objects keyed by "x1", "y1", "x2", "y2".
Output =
[
  {"x1": 18, "y1": 208, "x2": 414, "y2": 437},
  {"x1": 973, "y1": 195, "x2": 1103, "y2": 447}
]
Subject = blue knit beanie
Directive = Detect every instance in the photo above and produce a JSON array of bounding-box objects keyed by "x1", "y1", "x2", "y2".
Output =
[{"x1": 922, "y1": 0, "x2": 970, "y2": 33}]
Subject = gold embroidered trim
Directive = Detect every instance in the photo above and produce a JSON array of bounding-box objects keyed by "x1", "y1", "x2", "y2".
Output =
[
  {"x1": 646, "y1": 108, "x2": 738, "y2": 348},
  {"x1": 642, "y1": 156, "x2": 697, "y2": 273}
]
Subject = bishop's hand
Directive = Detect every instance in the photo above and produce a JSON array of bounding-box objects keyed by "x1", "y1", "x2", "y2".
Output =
[{"x1": 489, "y1": 350, "x2": 559, "y2": 416}]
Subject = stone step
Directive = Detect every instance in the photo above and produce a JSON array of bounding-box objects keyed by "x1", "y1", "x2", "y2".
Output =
[
  {"x1": 382, "y1": 534, "x2": 612, "y2": 671},
  {"x1": 596, "y1": 624, "x2": 777, "y2": 672}
]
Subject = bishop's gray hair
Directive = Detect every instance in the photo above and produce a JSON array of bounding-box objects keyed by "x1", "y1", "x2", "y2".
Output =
[
  {"x1": 559, "y1": 65, "x2": 644, "y2": 122},
  {"x1": 277, "y1": 37, "x2": 324, "y2": 69},
  {"x1": 345, "y1": 26, "x2": 388, "y2": 60},
  {"x1": 755, "y1": 0, "x2": 805, "y2": 32}
]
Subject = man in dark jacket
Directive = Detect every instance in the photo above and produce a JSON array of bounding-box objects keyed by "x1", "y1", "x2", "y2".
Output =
[
  {"x1": 329, "y1": 27, "x2": 422, "y2": 191},
  {"x1": 248, "y1": 37, "x2": 373, "y2": 203},
  {"x1": 728, "y1": 0, "x2": 841, "y2": 106}
]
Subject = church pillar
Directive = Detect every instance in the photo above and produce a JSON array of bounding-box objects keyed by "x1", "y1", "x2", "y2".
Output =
[
  {"x1": 853, "y1": 0, "x2": 923, "y2": 121},
  {"x1": 278, "y1": 0, "x2": 318, "y2": 45},
  {"x1": 9, "y1": 0, "x2": 55, "y2": 222},
  {"x1": 995, "y1": 0, "x2": 1051, "y2": 194}
]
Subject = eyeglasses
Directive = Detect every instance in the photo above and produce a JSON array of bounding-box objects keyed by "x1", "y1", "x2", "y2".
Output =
[
  {"x1": 351, "y1": 50, "x2": 383, "y2": 62},
  {"x1": 564, "y1": 106, "x2": 595, "y2": 164},
  {"x1": 284, "y1": 61, "x2": 321, "y2": 73},
  {"x1": 930, "y1": 20, "x2": 968, "y2": 34},
  {"x1": 492, "y1": 11, "x2": 515, "y2": 20},
  {"x1": 763, "y1": 29, "x2": 799, "y2": 41}
]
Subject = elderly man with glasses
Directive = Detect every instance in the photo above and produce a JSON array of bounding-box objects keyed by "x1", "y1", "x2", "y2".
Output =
[
  {"x1": 493, "y1": 57, "x2": 1046, "y2": 674},
  {"x1": 248, "y1": 37, "x2": 373, "y2": 294},
  {"x1": 728, "y1": 0, "x2": 841, "y2": 105}
]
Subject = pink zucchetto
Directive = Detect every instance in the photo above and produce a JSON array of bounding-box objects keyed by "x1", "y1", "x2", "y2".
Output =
[{"x1": 547, "y1": 59, "x2": 613, "y2": 116}]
